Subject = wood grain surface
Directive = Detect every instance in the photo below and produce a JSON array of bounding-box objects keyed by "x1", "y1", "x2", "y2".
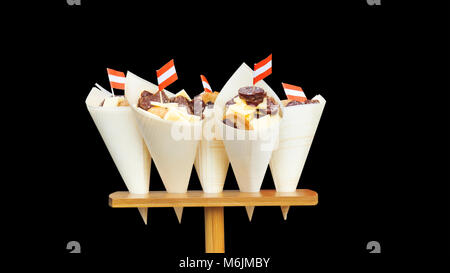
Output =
[
  {"x1": 204, "y1": 207, "x2": 225, "y2": 253},
  {"x1": 109, "y1": 189, "x2": 318, "y2": 208}
]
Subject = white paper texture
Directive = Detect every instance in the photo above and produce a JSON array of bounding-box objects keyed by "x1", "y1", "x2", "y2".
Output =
[
  {"x1": 125, "y1": 72, "x2": 199, "y2": 193},
  {"x1": 86, "y1": 87, "x2": 151, "y2": 194},
  {"x1": 213, "y1": 63, "x2": 283, "y2": 192},
  {"x1": 269, "y1": 95, "x2": 326, "y2": 192},
  {"x1": 194, "y1": 108, "x2": 229, "y2": 193}
]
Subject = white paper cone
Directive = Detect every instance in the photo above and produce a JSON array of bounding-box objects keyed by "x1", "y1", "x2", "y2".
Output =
[
  {"x1": 280, "y1": 206, "x2": 289, "y2": 221},
  {"x1": 174, "y1": 207, "x2": 183, "y2": 224},
  {"x1": 245, "y1": 206, "x2": 255, "y2": 221},
  {"x1": 269, "y1": 95, "x2": 326, "y2": 192},
  {"x1": 138, "y1": 207, "x2": 148, "y2": 225},
  {"x1": 269, "y1": 95, "x2": 325, "y2": 220},
  {"x1": 194, "y1": 109, "x2": 229, "y2": 193},
  {"x1": 213, "y1": 63, "x2": 283, "y2": 193},
  {"x1": 86, "y1": 87, "x2": 151, "y2": 224},
  {"x1": 125, "y1": 72, "x2": 200, "y2": 194}
]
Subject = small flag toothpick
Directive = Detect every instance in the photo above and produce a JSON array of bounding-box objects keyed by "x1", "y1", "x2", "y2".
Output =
[
  {"x1": 106, "y1": 68, "x2": 126, "y2": 96},
  {"x1": 200, "y1": 75, "x2": 212, "y2": 93},
  {"x1": 156, "y1": 59, "x2": 178, "y2": 91},
  {"x1": 253, "y1": 54, "x2": 272, "y2": 85},
  {"x1": 282, "y1": 82, "x2": 307, "y2": 102}
]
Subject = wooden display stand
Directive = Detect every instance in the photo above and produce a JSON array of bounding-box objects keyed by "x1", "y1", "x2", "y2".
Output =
[{"x1": 109, "y1": 189, "x2": 318, "y2": 253}]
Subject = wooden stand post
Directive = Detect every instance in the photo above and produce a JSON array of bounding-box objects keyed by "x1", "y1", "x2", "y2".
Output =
[
  {"x1": 204, "y1": 207, "x2": 225, "y2": 253},
  {"x1": 109, "y1": 189, "x2": 318, "y2": 253}
]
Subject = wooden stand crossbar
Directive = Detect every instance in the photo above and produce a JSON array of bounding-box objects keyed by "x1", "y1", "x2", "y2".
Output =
[{"x1": 109, "y1": 189, "x2": 318, "y2": 253}]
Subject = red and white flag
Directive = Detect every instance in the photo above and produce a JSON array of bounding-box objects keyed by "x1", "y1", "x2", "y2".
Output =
[
  {"x1": 200, "y1": 75, "x2": 212, "y2": 93},
  {"x1": 156, "y1": 59, "x2": 178, "y2": 91},
  {"x1": 107, "y1": 68, "x2": 126, "y2": 90},
  {"x1": 282, "y1": 82, "x2": 307, "y2": 102},
  {"x1": 253, "y1": 54, "x2": 272, "y2": 85}
]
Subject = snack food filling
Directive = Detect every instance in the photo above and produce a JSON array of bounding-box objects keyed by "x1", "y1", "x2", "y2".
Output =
[
  {"x1": 100, "y1": 96, "x2": 129, "y2": 107},
  {"x1": 137, "y1": 90, "x2": 201, "y2": 122},
  {"x1": 138, "y1": 90, "x2": 169, "y2": 110},
  {"x1": 222, "y1": 86, "x2": 280, "y2": 130},
  {"x1": 192, "y1": 91, "x2": 219, "y2": 118}
]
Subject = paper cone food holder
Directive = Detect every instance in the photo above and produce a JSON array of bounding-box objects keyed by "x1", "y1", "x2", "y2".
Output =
[
  {"x1": 269, "y1": 94, "x2": 326, "y2": 219},
  {"x1": 194, "y1": 108, "x2": 229, "y2": 193},
  {"x1": 125, "y1": 72, "x2": 200, "y2": 194},
  {"x1": 269, "y1": 95, "x2": 326, "y2": 192},
  {"x1": 106, "y1": 66, "x2": 321, "y2": 254},
  {"x1": 213, "y1": 63, "x2": 283, "y2": 221},
  {"x1": 213, "y1": 63, "x2": 283, "y2": 193},
  {"x1": 86, "y1": 87, "x2": 151, "y2": 224}
]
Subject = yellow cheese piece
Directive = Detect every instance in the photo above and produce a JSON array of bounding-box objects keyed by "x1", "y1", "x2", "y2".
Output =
[
  {"x1": 103, "y1": 96, "x2": 127, "y2": 107},
  {"x1": 163, "y1": 107, "x2": 199, "y2": 123},
  {"x1": 150, "y1": 101, "x2": 178, "y2": 108},
  {"x1": 226, "y1": 103, "x2": 256, "y2": 117},
  {"x1": 255, "y1": 97, "x2": 267, "y2": 109},
  {"x1": 224, "y1": 112, "x2": 250, "y2": 130},
  {"x1": 147, "y1": 106, "x2": 168, "y2": 119},
  {"x1": 164, "y1": 108, "x2": 187, "y2": 122},
  {"x1": 233, "y1": 97, "x2": 245, "y2": 105}
]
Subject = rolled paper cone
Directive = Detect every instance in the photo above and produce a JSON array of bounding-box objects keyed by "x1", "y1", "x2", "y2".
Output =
[
  {"x1": 131, "y1": 107, "x2": 199, "y2": 193},
  {"x1": 194, "y1": 108, "x2": 229, "y2": 193},
  {"x1": 125, "y1": 72, "x2": 199, "y2": 218},
  {"x1": 86, "y1": 87, "x2": 151, "y2": 224},
  {"x1": 138, "y1": 207, "x2": 148, "y2": 225},
  {"x1": 213, "y1": 63, "x2": 283, "y2": 195},
  {"x1": 125, "y1": 71, "x2": 199, "y2": 193},
  {"x1": 269, "y1": 94, "x2": 326, "y2": 220},
  {"x1": 280, "y1": 206, "x2": 289, "y2": 221},
  {"x1": 245, "y1": 206, "x2": 255, "y2": 221},
  {"x1": 174, "y1": 207, "x2": 183, "y2": 224},
  {"x1": 213, "y1": 63, "x2": 283, "y2": 219}
]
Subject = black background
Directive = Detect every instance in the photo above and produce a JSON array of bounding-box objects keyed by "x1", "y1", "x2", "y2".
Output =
[{"x1": 16, "y1": 0, "x2": 449, "y2": 270}]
